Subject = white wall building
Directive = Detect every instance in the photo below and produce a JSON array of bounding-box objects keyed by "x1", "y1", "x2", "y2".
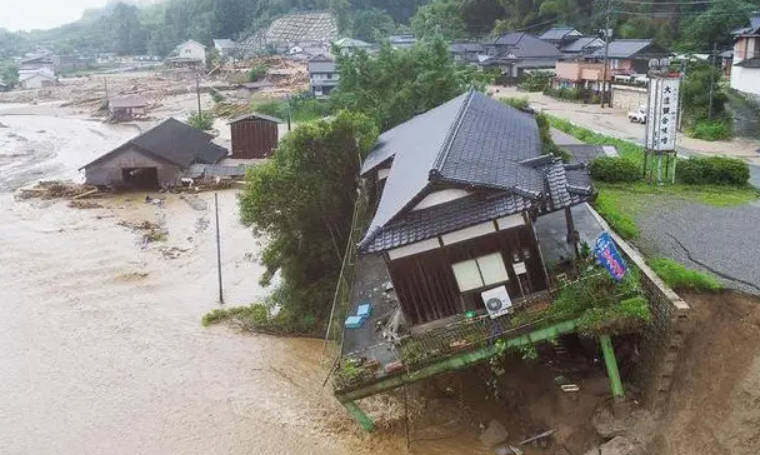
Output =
[
  {"x1": 173, "y1": 40, "x2": 207, "y2": 63},
  {"x1": 18, "y1": 69, "x2": 56, "y2": 89},
  {"x1": 730, "y1": 13, "x2": 760, "y2": 99}
]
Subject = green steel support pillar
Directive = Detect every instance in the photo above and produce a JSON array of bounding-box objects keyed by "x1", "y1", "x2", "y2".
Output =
[
  {"x1": 600, "y1": 334, "x2": 625, "y2": 400},
  {"x1": 342, "y1": 401, "x2": 375, "y2": 432}
]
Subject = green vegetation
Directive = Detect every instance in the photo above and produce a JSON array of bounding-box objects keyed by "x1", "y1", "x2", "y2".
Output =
[
  {"x1": 410, "y1": 0, "x2": 468, "y2": 40},
  {"x1": 677, "y1": 156, "x2": 750, "y2": 186},
  {"x1": 248, "y1": 63, "x2": 268, "y2": 82},
  {"x1": 251, "y1": 92, "x2": 333, "y2": 123},
  {"x1": 682, "y1": 62, "x2": 732, "y2": 141},
  {"x1": 518, "y1": 72, "x2": 552, "y2": 92},
  {"x1": 547, "y1": 115, "x2": 646, "y2": 168},
  {"x1": 500, "y1": 97, "x2": 529, "y2": 111},
  {"x1": 589, "y1": 157, "x2": 641, "y2": 183},
  {"x1": 649, "y1": 258, "x2": 724, "y2": 292},
  {"x1": 202, "y1": 302, "x2": 321, "y2": 334},
  {"x1": 543, "y1": 86, "x2": 584, "y2": 102},
  {"x1": 593, "y1": 189, "x2": 640, "y2": 239},
  {"x1": 187, "y1": 111, "x2": 214, "y2": 131},
  {"x1": 238, "y1": 111, "x2": 378, "y2": 334},
  {"x1": 0, "y1": 60, "x2": 19, "y2": 88},
  {"x1": 331, "y1": 36, "x2": 488, "y2": 130}
]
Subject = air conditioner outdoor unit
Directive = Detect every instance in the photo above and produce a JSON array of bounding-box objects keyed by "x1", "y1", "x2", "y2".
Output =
[{"x1": 481, "y1": 285, "x2": 512, "y2": 319}]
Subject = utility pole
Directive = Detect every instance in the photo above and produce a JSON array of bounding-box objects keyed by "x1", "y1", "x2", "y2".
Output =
[
  {"x1": 196, "y1": 75, "x2": 202, "y2": 118},
  {"x1": 215, "y1": 192, "x2": 224, "y2": 304},
  {"x1": 708, "y1": 42, "x2": 716, "y2": 121},
  {"x1": 286, "y1": 94, "x2": 292, "y2": 131},
  {"x1": 601, "y1": 0, "x2": 613, "y2": 108}
]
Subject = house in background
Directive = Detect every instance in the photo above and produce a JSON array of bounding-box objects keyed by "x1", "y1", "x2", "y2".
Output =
[
  {"x1": 308, "y1": 54, "x2": 339, "y2": 97},
  {"x1": 553, "y1": 60, "x2": 611, "y2": 93},
  {"x1": 81, "y1": 118, "x2": 227, "y2": 189},
  {"x1": 730, "y1": 12, "x2": 760, "y2": 99},
  {"x1": 449, "y1": 42, "x2": 485, "y2": 65},
  {"x1": 213, "y1": 39, "x2": 238, "y2": 58},
  {"x1": 557, "y1": 36, "x2": 605, "y2": 57},
  {"x1": 52, "y1": 55, "x2": 94, "y2": 73},
  {"x1": 19, "y1": 55, "x2": 55, "y2": 74},
  {"x1": 228, "y1": 112, "x2": 282, "y2": 159},
  {"x1": 585, "y1": 39, "x2": 668, "y2": 75},
  {"x1": 108, "y1": 94, "x2": 150, "y2": 122},
  {"x1": 333, "y1": 37, "x2": 373, "y2": 56},
  {"x1": 481, "y1": 33, "x2": 562, "y2": 79},
  {"x1": 389, "y1": 34, "x2": 417, "y2": 49},
  {"x1": 18, "y1": 69, "x2": 57, "y2": 89},
  {"x1": 166, "y1": 40, "x2": 207, "y2": 66},
  {"x1": 539, "y1": 26, "x2": 584, "y2": 47}
]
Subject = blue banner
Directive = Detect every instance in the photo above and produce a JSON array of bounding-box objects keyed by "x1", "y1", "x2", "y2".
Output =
[{"x1": 594, "y1": 231, "x2": 627, "y2": 281}]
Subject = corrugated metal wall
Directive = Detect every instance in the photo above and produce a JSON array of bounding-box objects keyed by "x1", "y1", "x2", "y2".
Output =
[{"x1": 230, "y1": 118, "x2": 278, "y2": 159}]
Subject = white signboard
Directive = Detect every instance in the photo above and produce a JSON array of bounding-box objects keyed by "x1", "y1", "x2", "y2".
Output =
[{"x1": 645, "y1": 77, "x2": 680, "y2": 151}]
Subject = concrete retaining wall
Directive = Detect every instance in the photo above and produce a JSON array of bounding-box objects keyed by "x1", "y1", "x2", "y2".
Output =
[
  {"x1": 611, "y1": 85, "x2": 648, "y2": 112},
  {"x1": 587, "y1": 207, "x2": 691, "y2": 411}
]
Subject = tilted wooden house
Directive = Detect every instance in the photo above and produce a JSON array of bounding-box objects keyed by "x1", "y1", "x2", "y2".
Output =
[
  {"x1": 80, "y1": 118, "x2": 227, "y2": 189},
  {"x1": 358, "y1": 90, "x2": 594, "y2": 327}
]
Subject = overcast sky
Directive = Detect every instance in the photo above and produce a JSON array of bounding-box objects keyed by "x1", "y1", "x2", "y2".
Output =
[{"x1": 0, "y1": 0, "x2": 110, "y2": 32}]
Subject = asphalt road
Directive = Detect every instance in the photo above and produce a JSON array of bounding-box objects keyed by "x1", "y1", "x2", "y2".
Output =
[{"x1": 553, "y1": 128, "x2": 760, "y2": 295}]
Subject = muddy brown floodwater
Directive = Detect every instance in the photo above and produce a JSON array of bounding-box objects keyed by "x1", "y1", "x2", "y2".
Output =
[{"x1": 0, "y1": 106, "x2": 492, "y2": 454}]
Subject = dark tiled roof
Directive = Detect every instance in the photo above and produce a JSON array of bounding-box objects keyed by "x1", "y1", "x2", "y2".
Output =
[
  {"x1": 539, "y1": 27, "x2": 582, "y2": 41},
  {"x1": 363, "y1": 192, "x2": 530, "y2": 253},
  {"x1": 359, "y1": 90, "x2": 593, "y2": 253},
  {"x1": 450, "y1": 42, "x2": 485, "y2": 53},
  {"x1": 588, "y1": 39, "x2": 661, "y2": 59},
  {"x1": 560, "y1": 36, "x2": 605, "y2": 53},
  {"x1": 81, "y1": 118, "x2": 227, "y2": 170},
  {"x1": 490, "y1": 33, "x2": 562, "y2": 58},
  {"x1": 735, "y1": 57, "x2": 760, "y2": 68}
]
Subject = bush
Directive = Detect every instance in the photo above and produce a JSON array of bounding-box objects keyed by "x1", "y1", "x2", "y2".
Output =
[
  {"x1": 187, "y1": 111, "x2": 214, "y2": 131},
  {"x1": 501, "y1": 97, "x2": 530, "y2": 111},
  {"x1": 690, "y1": 118, "x2": 732, "y2": 141},
  {"x1": 209, "y1": 88, "x2": 225, "y2": 104},
  {"x1": 649, "y1": 258, "x2": 723, "y2": 292},
  {"x1": 677, "y1": 156, "x2": 749, "y2": 186},
  {"x1": 519, "y1": 72, "x2": 552, "y2": 92},
  {"x1": 248, "y1": 63, "x2": 268, "y2": 82},
  {"x1": 589, "y1": 157, "x2": 641, "y2": 183}
]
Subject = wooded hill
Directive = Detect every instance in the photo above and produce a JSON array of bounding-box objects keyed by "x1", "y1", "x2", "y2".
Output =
[{"x1": 1, "y1": 0, "x2": 759, "y2": 58}]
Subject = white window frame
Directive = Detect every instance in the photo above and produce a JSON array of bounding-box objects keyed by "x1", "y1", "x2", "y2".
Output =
[{"x1": 451, "y1": 252, "x2": 509, "y2": 292}]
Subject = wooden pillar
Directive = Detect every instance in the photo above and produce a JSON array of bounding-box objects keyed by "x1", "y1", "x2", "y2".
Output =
[{"x1": 564, "y1": 206, "x2": 579, "y2": 257}]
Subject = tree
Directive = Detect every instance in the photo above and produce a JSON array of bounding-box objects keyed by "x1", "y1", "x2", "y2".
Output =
[
  {"x1": 678, "y1": 0, "x2": 757, "y2": 51},
  {"x1": 0, "y1": 60, "x2": 19, "y2": 87},
  {"x1": 238, "y1": 111, "x2": 378, "y2": 333},
  {"x1": 410, "y1": 0, "x2": 468, "y2": 40},
  {"x1": 331, "y1": 36, "x2": 488, "y2": 130},
  {"x1": 350, "y1": 8, "x2": 395, "y2": 42},
  {"x1": 682, "y1": 62, "x2": 727, "y2": 122},
  {"x1": 110, "y1": 2, "x2": 147, "y2": 55}
]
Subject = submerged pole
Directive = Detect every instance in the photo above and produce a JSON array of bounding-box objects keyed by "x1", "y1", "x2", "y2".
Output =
[
  {"x1": 600, "y1": 334, "x2": 624, "y2": 400},
  {"x1": 215, "y1": 192, "x2": 224, "y2": 304},
  {"x1": 342, "y1": 401, "x2": 375, "y2": 432}
]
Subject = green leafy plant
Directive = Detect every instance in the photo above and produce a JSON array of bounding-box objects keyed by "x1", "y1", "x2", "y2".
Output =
[
  {"x1": 519, "y1": 72, "x2": 552, "y2": 92},
  {"x1": 589, "y1": 157, "x2": 641, "y2": 183},
  {"x1": 649, "y1": 258, "x2": 723, "y2": 292},
  {"x1": 187, "y1": 111, "x2": 214, "y2": 131},
  {"x1": 677, "y1": 156, "x2": 749, "y2": 186},
  {"x1": 690, "y1": 118, "x2": 732, "y2": 141},
  {"x1": 248, "y1": 63, "x2": 268, "y2": 82}
]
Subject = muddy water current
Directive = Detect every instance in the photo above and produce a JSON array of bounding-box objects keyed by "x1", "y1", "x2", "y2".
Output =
[{"x1": 0, "y1": 109, "x2": 488, "y2": 454}]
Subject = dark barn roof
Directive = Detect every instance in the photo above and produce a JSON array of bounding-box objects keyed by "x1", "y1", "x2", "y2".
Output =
[
  {"x1": 735, "y1": 57, "x2": 760, "y2": 68},
  {"x1": 359, "y1": 90, "x2": 592, "y2": 253},
  {"x1": 81, "y1": 118, "x2": 227, "y2": 170},
  {"x1": 228, "y1": 112, "x2": 283, "y2": 124}
]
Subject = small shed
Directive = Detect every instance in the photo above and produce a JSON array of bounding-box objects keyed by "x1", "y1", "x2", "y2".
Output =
[
  {"x1": 109, "y1": 94, "x2": 150, "y2": 121},
  {"x1": 80, "y1": 118, "x2": 228, "y2": 189},
  {"x1": 228, "y1": 112, "x2": 281, "y2": 159}
]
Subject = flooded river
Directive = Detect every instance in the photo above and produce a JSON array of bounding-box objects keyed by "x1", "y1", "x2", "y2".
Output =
[{"x1": 0, "y1": 107, "x2": 492, "y2": 454}]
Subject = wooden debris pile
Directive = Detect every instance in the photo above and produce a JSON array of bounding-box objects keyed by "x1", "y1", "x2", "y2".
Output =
[{"x1": 17, "y1": 181, "x2": 101, "y2": 201}]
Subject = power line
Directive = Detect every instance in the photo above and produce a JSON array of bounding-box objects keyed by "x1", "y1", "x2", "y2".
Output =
[{"x1": 613, "y1": 8, "x2": 754, "y2": 16}]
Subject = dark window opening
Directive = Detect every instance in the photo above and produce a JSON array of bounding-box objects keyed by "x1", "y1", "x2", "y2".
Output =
[{"x1": 122, "y1": 167, "x2": 159, "y2": 188}]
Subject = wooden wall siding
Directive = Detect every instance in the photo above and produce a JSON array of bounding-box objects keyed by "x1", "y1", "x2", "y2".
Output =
[
  {"x1": 230, "y1": 119, "x2": 278, "y2": 159},
  {"x1": 388, "y1": 222, "x2": 548, "y2": 325}
]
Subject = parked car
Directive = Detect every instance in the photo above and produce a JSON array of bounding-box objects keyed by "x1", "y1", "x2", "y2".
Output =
[{"x1": 628, "y1": 106, "x2": 647, "y2": 123}]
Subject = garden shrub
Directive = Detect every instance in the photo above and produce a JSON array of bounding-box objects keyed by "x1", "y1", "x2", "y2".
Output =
[
  {"x1": 187, "y1": 111, "x2": 214, "y2": 131},
  {"x1": 691, "y1": 118, "x2": 732, "y2": 141},
  {"x1": 589, "y1": 157, "x2": 641, "y2": 183},
  {"x1": 248, "y1": 63, "x2": 268, "y2": 82},
  {"x1": 678, "y1": 156, "x2": 749, "y2": 186}
]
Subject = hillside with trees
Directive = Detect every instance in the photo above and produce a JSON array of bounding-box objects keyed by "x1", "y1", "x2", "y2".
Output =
[{"x1": 2, "y1": 0, "x2": 760, "y2": 58}]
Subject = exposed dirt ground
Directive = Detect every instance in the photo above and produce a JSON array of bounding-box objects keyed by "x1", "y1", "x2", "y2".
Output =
[{"x1": 653, "y1": 292, "x2": 760, "y2": 455}]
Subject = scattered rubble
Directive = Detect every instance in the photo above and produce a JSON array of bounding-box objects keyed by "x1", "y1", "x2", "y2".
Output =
[
  {"x1": 583, "y1": 436, "x2": 638, "y2": 455},
  {"x1": 480, "y1": 419, "x2": 509, "y2": 448},
  {"x1": 17, "y1": 181, "x2": 102, "y2": 201},
  {"x1": 68, "y1": 200, "x2": 103, "y2": 209},
  {"x1": 117, "y1": 220, "x2": 167, "y2": 245}
]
